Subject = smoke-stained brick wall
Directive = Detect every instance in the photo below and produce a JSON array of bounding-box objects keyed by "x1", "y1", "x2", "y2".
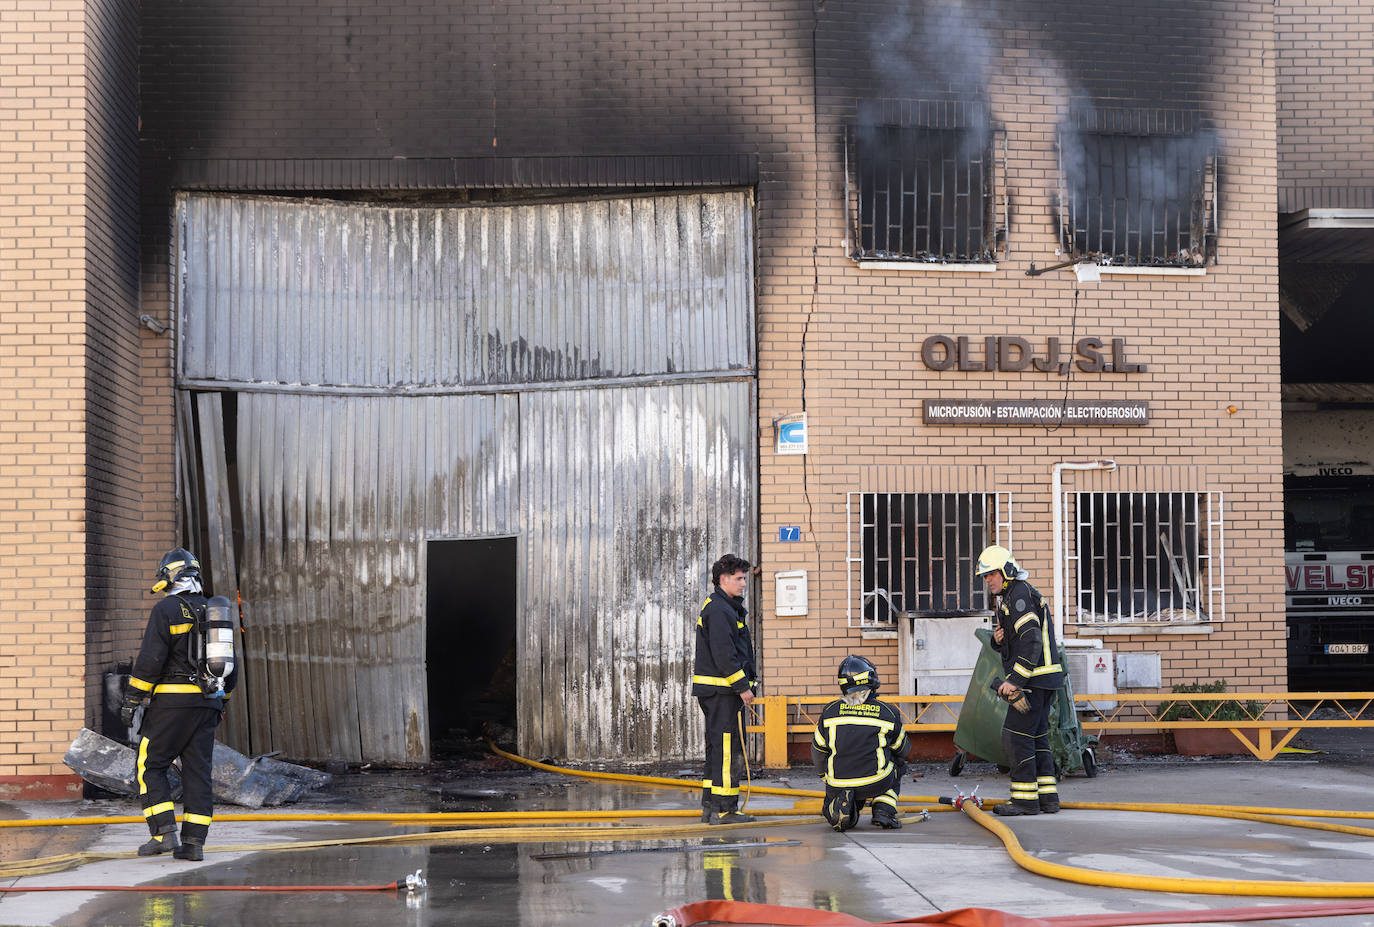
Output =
[
  {"x1": 1277, "y1": 0, "x2": 1374, "y2": 210},
  {"x1": 136, "y1": 0, "x2": 1283, "y2": 758},
  {"x1": 756, "y1": 0, "x2": 1281, "y2": 709},
  {"x1": 84, "y1": 0, "x2": 144, "y2": 735},
  {"x1": 1, "y1": 0, "x2": 92, "y2": 792}
]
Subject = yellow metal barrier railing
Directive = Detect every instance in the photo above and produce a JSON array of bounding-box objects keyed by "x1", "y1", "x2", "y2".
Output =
[{"x1": 746, "y1": 693, "x2": 1374, "y2": 767}]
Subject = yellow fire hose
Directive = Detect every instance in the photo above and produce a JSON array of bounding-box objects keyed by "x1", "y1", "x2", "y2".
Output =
[
  {"x1": 963, "y1": 801, "x2": 1374, "y2": 898},
  {"x1": 6, "y1": 744, "x2": 1374, "y2": 897}
]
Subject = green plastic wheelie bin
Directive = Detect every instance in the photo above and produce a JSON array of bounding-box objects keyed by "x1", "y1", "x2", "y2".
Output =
[{"x1": 948, "y1": 627, "x2": 1099, "y2": 779}]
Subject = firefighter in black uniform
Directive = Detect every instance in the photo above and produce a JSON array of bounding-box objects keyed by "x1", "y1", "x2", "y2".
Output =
[
  {"x1": 692, "y1": 553, "x2": 757, "y2": 825},
  {"x1": 976, "y1": 544, "x2": 1064, "y2": 816},
  {"x1": 811, "y1": 655, "x2": 907, "y2": 831},
  {"x1": 119, "y1": 548, "x2": 237, "y2": 859}
]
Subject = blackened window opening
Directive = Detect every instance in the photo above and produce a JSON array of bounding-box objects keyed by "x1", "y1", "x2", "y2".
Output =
[
  {"x1": 1059, "y1": 132, "x2": 1217, "y2": 266},
  {"x1": 860, "y1": 492, "x2": 991, "y2": 621},
  {"x1": 1076, "y1": 492, "x2": 1206, "y2": 622},
  {"x1": 853, "y1": 125, "x2": 994, "y2": 262}
]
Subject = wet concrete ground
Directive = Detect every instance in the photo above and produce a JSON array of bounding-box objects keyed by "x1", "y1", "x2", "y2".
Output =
[{"x1": 3, "y1": 731, "x2": 1374, "y2": 927}]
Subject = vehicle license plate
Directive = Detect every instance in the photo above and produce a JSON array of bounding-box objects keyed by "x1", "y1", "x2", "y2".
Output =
[{"x1": 1325, "y1": 643, "x2": 1369, "y2": 654}]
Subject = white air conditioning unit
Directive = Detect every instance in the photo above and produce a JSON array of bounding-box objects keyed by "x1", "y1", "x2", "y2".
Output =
[
  {"x1": 898, "y1": 615, "x2": 994, "y2": 723},
  {"x1": 1063, "y1": 645, "x2": 1117, "y2": 711}
]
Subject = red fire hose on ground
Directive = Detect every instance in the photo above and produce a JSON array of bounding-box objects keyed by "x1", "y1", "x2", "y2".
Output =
[{"x1": 651, "y1": 900, "x2": 1374, "y2": 927}]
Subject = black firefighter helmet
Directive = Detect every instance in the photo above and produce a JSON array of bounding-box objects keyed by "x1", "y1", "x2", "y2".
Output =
[
  {"x1": 152, "y1": 547, "x2": 200, "y2": 594},
  {"x1": 837, "y1": 655, "x2": 880, "y2": 695}
]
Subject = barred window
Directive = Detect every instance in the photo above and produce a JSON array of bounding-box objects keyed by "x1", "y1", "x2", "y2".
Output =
[
  {"x1": 848, "y1": 125, "x2": 1001, "y2": 263},
  {"x1": 1057, "y1": 130, "x2": 1219, "y2": 267},
  {"x1": 847, "y1": 492, "x2": 1011, "y2": 627},
  {"x1": 1068, "y1": 491, "x2": 1224, "y2": 625}
]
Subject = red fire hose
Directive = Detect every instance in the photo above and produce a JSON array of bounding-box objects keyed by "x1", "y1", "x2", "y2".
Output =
[
  {"x1": 653, "y1": 899, "x2": 1374, "y2": 927},
  {"x1": 0, "y1": 882, "x2": 403, "y2": 894}
]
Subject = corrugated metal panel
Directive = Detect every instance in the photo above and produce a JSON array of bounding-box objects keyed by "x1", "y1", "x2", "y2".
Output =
[
  {"x1": 235, "y1": 392, "x2": 519, "y2": 763},
  {"x1": 179, "y1": 191, "x2": 756, "y2": 764},
  {"x1": 230, "y1": 383, "x2": 751, "y2": 764},
  {"x1": 177, "y1": 192, "x2": 754, "y2": 388},
  {"x1": 518, "y1": 381, "x2": 755, "y2": 762}
]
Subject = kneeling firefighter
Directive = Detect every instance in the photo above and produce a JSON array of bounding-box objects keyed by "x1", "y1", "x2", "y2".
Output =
[
  {"x1": 811, "y1": 656, "x2": 908, "y2": 831},
  {"x1": 120, "y1": 548, "x2": 239, "y2": 860},
  {"x1": 976, "y1": 544, "x2": 1064, "y2": 816}
]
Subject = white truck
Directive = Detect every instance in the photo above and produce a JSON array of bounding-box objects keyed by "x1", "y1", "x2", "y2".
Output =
[{"x1": 1284, "y1": 408, "x2": 1374, "y2": 690}]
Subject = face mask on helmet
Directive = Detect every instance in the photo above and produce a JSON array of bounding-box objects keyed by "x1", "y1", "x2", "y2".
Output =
[
  {"x1": 842, "y1": 687, "x2": 871, "y2": 706},
  {"x1": 152, "y1": 548, "x2": 201, "y2": 594}
]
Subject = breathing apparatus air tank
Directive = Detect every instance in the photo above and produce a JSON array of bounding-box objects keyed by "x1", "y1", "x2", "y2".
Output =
[{"x1": 201, "y1": 595, "x2": 237, "y2": 694}]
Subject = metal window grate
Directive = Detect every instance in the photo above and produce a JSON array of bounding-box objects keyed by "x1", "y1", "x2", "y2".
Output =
[
  {"x1": 1066, "y1": 491, "x2": 1224, "y2": 625},
  {"x1": 847, "y1": 125, "x2": 1003, "y2": 263},
  {"x1": 847, "y1": 492, "x2": 1011, "y2": 627},
  {"x1": 1057, "y1": 132, "x2": 1219, "y2": 267}
]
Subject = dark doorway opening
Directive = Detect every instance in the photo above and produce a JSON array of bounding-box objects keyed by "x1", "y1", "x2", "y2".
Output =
[{"x1": 426, "y1": 538, "x2": 518, "y2": 760}]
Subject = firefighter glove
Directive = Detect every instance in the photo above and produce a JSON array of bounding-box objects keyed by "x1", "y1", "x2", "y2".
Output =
[{"x1": 119, "y1": 694, "x2": 144, "y2": 729}]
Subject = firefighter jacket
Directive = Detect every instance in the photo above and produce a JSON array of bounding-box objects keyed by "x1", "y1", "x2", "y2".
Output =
[
  {"x1": 692, "y1": 586, "x2": 756, "y2": 697},
  {"x1": 129, "y1": 593, "x2": 238, "y2": 710},
  {"x1": 810, "y1": 692, "x2": 908, "y2": 788},
  {"x1": 990, "y1": 578, "x2": 1064, "y2": 690}
]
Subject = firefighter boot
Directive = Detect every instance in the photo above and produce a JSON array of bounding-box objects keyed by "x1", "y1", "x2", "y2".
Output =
[
  {"x1": 1038, "y1": 777, "x2": 1060, "y2": 813},
  {"x1": 871, "y1": 804, "x2": 902, "y2": 829},
  {"x1": 709, "y1": 796, "x2": 755, "y2": 825},
  {"x1": 700, "y1": 787, "x2": 712, "y2": 823},
  {"x1": 993, "y1": 801, "x2": 1040, "y2": 816},
  {"x1": 823, "y1": 790, "x2": 859, "y2": 832},
  {"x1": 173, "y1": 837, "x2": 204, "y2": 861},
  {"x1": 137, "y1": 827, "x2": 180, "y2": 856}
]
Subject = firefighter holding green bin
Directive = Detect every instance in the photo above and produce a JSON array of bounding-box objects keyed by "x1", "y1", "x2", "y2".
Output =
[{"x1": 976, "y1": 545, "x2": 1064, "y2": 816}]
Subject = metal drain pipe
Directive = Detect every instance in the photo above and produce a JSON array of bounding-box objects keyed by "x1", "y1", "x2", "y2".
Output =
[{"x1": 1052, "y1": 459, "x2": 1117, "y2": 644}]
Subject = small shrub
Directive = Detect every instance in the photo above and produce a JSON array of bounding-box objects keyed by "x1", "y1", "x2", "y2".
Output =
[{"x1": 1156, "y1": 680, "x2": 1262, "y2": 722}]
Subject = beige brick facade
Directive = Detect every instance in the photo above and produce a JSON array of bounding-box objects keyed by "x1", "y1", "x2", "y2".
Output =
[
  {"x1": 0, "y1": 0, "x2": 89, "y2": 790},
  {"x1": 1278, "y1": 0, "x2": 1374, "y2": 209},
  {"x1": 0, "y1": 0, "x2": 1354, "y2": 779},
  {"x1": 756, "y1": 7, "x2": 1284, "y2": 705}
]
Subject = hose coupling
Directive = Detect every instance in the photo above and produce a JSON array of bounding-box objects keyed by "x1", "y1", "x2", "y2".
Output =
[
  {"x1": 652, "y1": 915, "x2": 680, "y2": 927},
  {"x1": 945, "y1": 787, "x2": 982, "y2": 811},
  {"x1": 402, "y1": 869, "x2": 428, "y2": 910}
]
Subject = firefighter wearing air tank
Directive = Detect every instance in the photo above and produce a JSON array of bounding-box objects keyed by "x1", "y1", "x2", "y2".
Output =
[
  {"x1": 811, "y1": 655, "x2": 907, "y2": 831},
  {"x1": 977, "y1": 545, "x2": 1064, "y2": 816},
  {"x1": 119, "y1": 548, "x2": 239, "y2": 860}
]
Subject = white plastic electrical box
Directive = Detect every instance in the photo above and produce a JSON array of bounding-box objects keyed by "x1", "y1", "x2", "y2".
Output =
[{"x1": 774, "y1": 570, "x2": 808, "y2": 617}]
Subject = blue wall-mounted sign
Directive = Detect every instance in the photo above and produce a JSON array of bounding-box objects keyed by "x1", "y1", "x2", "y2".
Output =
[
  {"x1": 778, "y1": 526, "x2": 801, "y2": 542},
  {"x1": 776, "y1": 413, "x2": 807, "y2": 455}
]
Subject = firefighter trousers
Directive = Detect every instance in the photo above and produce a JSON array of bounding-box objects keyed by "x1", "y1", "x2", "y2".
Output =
[
  {"x1": 1001, "y1": 686, "x2": 1057, "y2": 811},
  {"x1": 137, "y1": 704, "x2": 222, "y2": 844},
  {"x1": 698, "y1": 692, "x2": 748, "y2": 812},
  {"x1": 822, "y1": 763, "x2": 904, "y2": 828}
]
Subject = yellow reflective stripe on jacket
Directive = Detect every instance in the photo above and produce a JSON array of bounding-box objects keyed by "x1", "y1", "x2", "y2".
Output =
[
  {"x1": 692, "y1": 675, "x2": 747, "y2": 689},
  {"x1": 169, "y1": 622, "x2": 193, "y2": 635},
  {"x1": 129, "y1": 677, "x2": 154, "y2": 692},
  {"x1": 821, "y1": 716, "x2": 896, "y2": 787},
  {"x1": 153, "y1": 683, "x2": 204, "y2": 694},
  {"x1": 1014, "y1": 603, "x2": 1062, "y2": 677}
]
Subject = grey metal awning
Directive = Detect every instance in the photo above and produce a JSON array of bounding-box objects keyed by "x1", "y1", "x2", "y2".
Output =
[
  {"x1": 1282, "y1": 382, "x2": 1374, "y2": 405},
  {"x1": 1280, "y1": 209, "x2": 1374, "y2": 262}
]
